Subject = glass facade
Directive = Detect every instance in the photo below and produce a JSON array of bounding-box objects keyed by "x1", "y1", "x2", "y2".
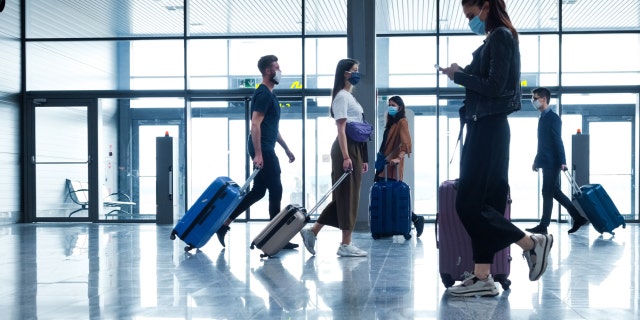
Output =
[{"x1": 22, "y1": 0, "x2": 640, "y2": 222}]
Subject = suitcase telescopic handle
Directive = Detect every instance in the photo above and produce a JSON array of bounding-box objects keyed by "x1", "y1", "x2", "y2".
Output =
[
  {"x1": 383, "y1": 162, "x2": 400, "y2": 181},
  {"x1": 563, "y1": 170, "x2": 581, "y2": 196},
  {"x1": 306, "y1": 170, "x2": 352, "y2": 216},
  {"x1": 240, "y1": 168, "x2": 261, "y2": 194}
]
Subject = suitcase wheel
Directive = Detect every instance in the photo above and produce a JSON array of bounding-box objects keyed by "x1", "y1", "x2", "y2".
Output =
[
  {"x1": 372, "y1": 234, "x2": 380, "y2": 240},
  {"x1": 404, "y1": 234, "x2": 411, "y2": 240},
  {"x1": 169, "y1": 231, "x2": 177, "y2": 240},
  {"x1": 184, "y1": 245, "x2": 195, "y2": 252},
  {"x1": 440, "y1": 273, "x2": 455, "y2": 288},
  {"x1": 250, "y1": 243, "x2": 255, "y2": 249},
  {"x1": 260, "y1": 253, "x2": 268, "y2": 258}
]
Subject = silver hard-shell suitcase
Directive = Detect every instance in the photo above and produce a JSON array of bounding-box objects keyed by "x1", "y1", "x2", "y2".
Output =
[{"x1": 250, "y1": 170, "x2": 351, "y2": 257}]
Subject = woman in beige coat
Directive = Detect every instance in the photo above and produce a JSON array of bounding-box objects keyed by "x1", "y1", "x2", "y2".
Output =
[{"x1": 374, "y1": 96, "x2": 424, "y2": 237}]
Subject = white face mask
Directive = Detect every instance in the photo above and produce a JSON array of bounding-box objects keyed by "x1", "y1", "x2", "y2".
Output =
[
  {"x1": 272, "y1": 70, "x2": 282, "y2": 85},
  {"x1": 532, "y1": 99, "x2": 542, "y2": 110}
]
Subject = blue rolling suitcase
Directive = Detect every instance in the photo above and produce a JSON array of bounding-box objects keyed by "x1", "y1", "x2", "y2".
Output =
[
  {"x1": 170, "y1": 169, "x2": 260, "y2": 251},
  {"x1": 369, "y1": 164, "x2": 412, "y2": 240},
  {"x1": 564, "y1": 171, "x2": 625, "y2": 235}
]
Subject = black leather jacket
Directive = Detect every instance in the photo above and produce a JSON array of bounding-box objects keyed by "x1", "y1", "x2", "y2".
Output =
[{"x1": 454, "y1": 26, "x2": 522, "y2": 122}]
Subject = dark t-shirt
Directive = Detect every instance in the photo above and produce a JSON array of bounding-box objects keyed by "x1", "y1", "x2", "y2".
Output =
[{"x1": 250, "y1": 84, "x2": 280, "y2": 151}]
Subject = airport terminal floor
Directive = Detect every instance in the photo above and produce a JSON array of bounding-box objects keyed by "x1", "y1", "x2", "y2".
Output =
[{"x1": 1, "y1": 221, "x2": 638, "y2": 320}]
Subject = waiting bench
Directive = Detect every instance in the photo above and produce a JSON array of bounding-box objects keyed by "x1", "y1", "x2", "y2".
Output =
[{"x1": 66, "y1": 179, "x2": 136, "y2": 218}]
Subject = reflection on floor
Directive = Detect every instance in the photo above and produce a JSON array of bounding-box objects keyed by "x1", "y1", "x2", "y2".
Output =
[{"x1": 0, "y1": 221, "x2": 637, "y2": 319}]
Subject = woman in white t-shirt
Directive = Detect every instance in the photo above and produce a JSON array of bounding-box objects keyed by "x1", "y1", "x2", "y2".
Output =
[{"x1": 300, "y1": 58, "x2": 369, "y2": 257}]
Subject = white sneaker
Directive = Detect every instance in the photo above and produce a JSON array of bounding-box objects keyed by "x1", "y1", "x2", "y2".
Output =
[
  {"x1": 446, "y1": 272, "x2": 499, "y2": 297},
  {"x1": 523, "y1": 233, "x2": 553, "y2": 281},
  {"x1": 300, "y1": 228, "x2": 316, "y2": 255},
  {"x1": 336, "y1": 243, "x2": 368, "y2": 257}
]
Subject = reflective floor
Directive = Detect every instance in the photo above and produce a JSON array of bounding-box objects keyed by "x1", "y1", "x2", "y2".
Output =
[{"x1": 0, "y1": 221, "x2": 637, "y2": 320}]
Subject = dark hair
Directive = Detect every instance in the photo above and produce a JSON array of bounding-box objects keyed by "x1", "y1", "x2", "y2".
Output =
[
  {"x1": 257, "y1": 55, "x2": 278, "y2": 76},
  {"x1": 532, "y1": 87, "x2": 551, "y2": 105},
  {"x1": 386, "y1": 96, "x2": 406, "y2": 129},
  {"x1": 330, "y1": 58, "x2": 359, "y2": 117},
  {"x1": 461, "y1": 0, "x2": 518, "y2": 41}
]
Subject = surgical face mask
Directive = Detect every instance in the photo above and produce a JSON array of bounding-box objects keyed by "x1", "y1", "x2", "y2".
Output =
[
  {"x1": 347, "y1": 71, "x2": 361, "y2": 85},
  {"x1": 532, "y1": 99, "x2": 542, "y2": 110},
  {"x1": 272, "y1": 70, "x2": 282, "y2": 85},
  {"x1": 388, "y1": 106, "x2": 398, "y2": 116},
  {"x1": 468, "y1": 9, "x2": 485, "y2": 35}
]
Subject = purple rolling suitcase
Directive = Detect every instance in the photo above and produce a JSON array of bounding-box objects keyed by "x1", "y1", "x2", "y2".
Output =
[
  {"x1": 250, "y1": 170, "x2": 351, "y2": 257},
  {"x1": 436, "y1": 180, "x2": 512, "y2": 289},
  {"x1": 368, "y1": 164, "x2": 412, "y2": 240},
  {"x1": 170, "y1": 169, "x2": 260, "y2": 252},
  {"x1": 564, "y1": 171, "x2": 626, "y2": 235}
]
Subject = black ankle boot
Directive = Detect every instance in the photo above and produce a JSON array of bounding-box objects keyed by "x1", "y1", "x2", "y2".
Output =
[
  {"x1": 413, "y1": 215, "x2": 425, "y2": 237},
  {"x1": 216, "y1": 225, "x2": 230, "y2": 247}
]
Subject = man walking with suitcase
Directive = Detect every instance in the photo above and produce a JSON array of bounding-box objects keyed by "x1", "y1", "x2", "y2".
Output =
[
  {"x1": 216, "y1": 55, "x2": 298, "y2": 249},
  {"x1": 526, "y1": 87, "x2": 588, "y2": 235}
]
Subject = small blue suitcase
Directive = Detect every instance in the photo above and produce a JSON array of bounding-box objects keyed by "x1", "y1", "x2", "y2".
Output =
[
  {"x1": 565, "y1": 171, "x2": 626, "y2": 235},
  {"x1": 369, "y1": 164, "x2": 412, "y2": 240},
  {"x1": 170, "y1": 169, "x2": 259, "y2": 251}
]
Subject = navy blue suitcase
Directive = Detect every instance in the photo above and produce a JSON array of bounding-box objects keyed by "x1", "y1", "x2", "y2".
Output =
[
  {"x1": 368, "y1": 165, "x2": 412, "y2": 240},
  {"x1": 564, "y1": 171, "x2": 625, "y2": 235},
  {"x1": 170, "y1": 169, "x2": 259, "y2": 251}
]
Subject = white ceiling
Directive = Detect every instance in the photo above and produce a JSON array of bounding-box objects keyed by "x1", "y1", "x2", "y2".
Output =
[{"x1": 25, "y1": 0, "x2": 640, "y2": 38}]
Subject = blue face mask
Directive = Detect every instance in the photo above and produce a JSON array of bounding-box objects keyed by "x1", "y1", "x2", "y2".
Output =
[
  {"x1": 388, "y1": 106, "x2": 398, "y2": 116},
  {"x1": 348, "y1": 72, "x2": 361, "y2": 85},
  {"x1": 468, "y1": 9, "x2": 485, "y2": 35}
]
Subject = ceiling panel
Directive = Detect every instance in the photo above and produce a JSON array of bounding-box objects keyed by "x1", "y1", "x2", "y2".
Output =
[{"x1": 23, "y1": 0, "x2": 640, "y2": 39}]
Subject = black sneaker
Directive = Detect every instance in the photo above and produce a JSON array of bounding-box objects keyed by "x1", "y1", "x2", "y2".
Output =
[
  {"x1": 525, "y1": 225, "x2": 548, "y2": 235},
  {"x1": 283, "y1": 242, "x2": 299, "y2": 250},
  {"x1": 414, "y1": 215, "x2": 425, "y2": 237},
  {"x1": 216, "y1": 225, "x2": 230, "y2": 247}
]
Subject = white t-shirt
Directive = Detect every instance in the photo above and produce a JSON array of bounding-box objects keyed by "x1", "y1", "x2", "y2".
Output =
[{"x1": 332, "y1": 90, "x2": 364, "y2": 123}]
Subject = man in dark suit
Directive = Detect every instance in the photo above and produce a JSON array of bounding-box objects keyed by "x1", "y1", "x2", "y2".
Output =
[{"x1": 526, "y1": 87, "x2": 588, "y2": 235}]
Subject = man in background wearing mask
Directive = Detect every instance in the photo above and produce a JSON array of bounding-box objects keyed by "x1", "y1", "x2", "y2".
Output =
[
  {"x1": 216, "y1": 55, "x2": 298, "y2": 249},
  {"x1": 526, "y1": 87, "x2": 587, "y2": 235}
]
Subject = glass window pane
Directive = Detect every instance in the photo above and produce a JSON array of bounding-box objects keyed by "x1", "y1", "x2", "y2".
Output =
[
  {"x1": 131, "y1": 40, "x2": 185, "y2": 90},
  {"x1": 437, "y1": 35, "x2": 485, "y2": 87},
  {"x1": 304, "y1": 38, "x2": 347, "y2": 89},
  {"x1": 563, "y1": 0, "x2": 640, "y2": 32},
  {"x1": 228, "y1": 39, "x2": 302, "y2": 90},
  {"x1": 378, "y1": 37, "x2": 437, "y2": 88},
  {"x1": 520, "y1": 34, "x2": 559, "y2": 88},
  {"x1": 190, "y1": 0, "x2": 302, "y2": 36},
  {"x1": 26, "y1": 0, "x2": 184, "y2": 38},
  {"x1": 562, "y1": 34, "x2": 640, "y2": 86},
  {"x1": 26, "y1": 41, "x2": 119, "y2": 91},
  {"x1": 376, "y1": 0, "x2": 437, "y2": 34}
]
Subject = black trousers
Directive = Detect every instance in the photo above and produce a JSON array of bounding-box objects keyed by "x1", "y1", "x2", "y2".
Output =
[
  {"x1": 455, "y1": 115, "x2": 525, "y2": 264},
  {"x1": 229, "y1": 148, "x2": 282, "y2": 220},
  {"x1": 539, "y1": 167, "x2": 582, "y2": 226}
]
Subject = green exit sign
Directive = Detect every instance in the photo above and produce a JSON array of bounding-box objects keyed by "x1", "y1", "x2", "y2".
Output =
[{"x1": 240, "y1": 78, "x2": 255, "y2": 88}]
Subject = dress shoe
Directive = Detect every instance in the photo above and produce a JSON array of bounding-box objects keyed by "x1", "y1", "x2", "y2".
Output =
[
  {"x1": 525, "y1": 225, "x2": 548, "y2": 235},
  {"x1": 568, "y1": 218, "x2": 588, "y2": 234}
]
